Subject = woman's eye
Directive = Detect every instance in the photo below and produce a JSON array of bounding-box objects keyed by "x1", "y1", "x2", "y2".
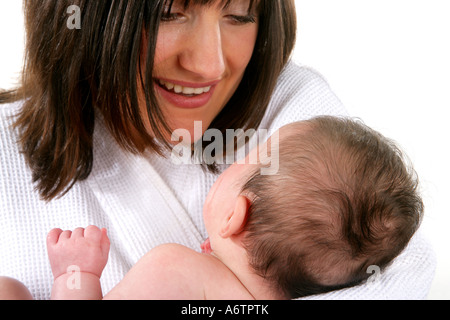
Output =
[
  {"x1": 161, "y1": 12, "x2": 183, "y2": 22},
  {"x1": 227, "y1": 14, "x2": 257, "y2": 25},
  {"x1": 161, "y1": 3, "x2": 186, "y2": 23}
]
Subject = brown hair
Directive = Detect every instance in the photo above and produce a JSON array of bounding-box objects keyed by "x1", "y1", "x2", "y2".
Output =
[
  {"x1": 0, "y1": 0, "x2": 297, "y2": 200},
  {"x1": 242, "y1": 116, "x2": 423, "y2": 299}
]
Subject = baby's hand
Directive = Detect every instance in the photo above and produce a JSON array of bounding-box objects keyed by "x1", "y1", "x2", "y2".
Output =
[{"x1": 46, "y1": 226, "x2": 110, "y2": 280}]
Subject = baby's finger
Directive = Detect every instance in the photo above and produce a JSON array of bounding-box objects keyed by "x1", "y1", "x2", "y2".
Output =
[
  {"x1": 84, "y1": 225, "x2": 102, "y2": 242},
  {"x1": 59, "y1": 230, "x2": 72, "y2": 240},
  {"x1": 100, "y1": 228, "x2": 110, "y2": 253},
  {"x1": 46, "y1": 228, "x2": 63, "y2": 246},
  {"x1": 72, "y1": 227, "x2": 85, "y2": 239}
]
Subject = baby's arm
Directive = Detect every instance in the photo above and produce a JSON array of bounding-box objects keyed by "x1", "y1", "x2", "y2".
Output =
[{"x1": 46, "y1": 226, "x2": 110, "y2": 300}]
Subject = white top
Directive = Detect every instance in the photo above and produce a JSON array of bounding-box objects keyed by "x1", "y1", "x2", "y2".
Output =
[{"x1": 0, "y1": 62, "x2": 436, "y2": 300}]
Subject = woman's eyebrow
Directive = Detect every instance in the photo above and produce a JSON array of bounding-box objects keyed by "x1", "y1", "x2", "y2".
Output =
[{"x1": 169, "y1": 0, "x2": 256, "y2": 12}]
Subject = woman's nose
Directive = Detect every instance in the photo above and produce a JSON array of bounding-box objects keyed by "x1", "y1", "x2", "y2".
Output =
[{"x1": 178, "y1": 20, "x2": 226, "y2": 80}]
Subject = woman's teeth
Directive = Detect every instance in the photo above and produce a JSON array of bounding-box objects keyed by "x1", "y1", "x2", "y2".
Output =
[{"x1": 159, "y1": 80, "x2": 211, "y2": 95}]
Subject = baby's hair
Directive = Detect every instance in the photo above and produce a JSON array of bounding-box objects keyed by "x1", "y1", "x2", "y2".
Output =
[{"x1": 242, "y1": 116, "x2": 423, "y2": 299}]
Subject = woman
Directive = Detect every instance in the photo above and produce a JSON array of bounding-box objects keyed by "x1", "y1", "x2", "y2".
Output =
[{"x1": 0, "y1": 0, "x2": 434, "y2": 300}]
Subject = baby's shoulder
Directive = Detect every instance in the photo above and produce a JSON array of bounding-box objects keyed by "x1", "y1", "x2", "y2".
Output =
[
  {"x1": 149, "y1": 244, "x2": 253, "y2": 300},
  {"x1": 148, "y1": 243, "x2": 228, "y2": 276}
]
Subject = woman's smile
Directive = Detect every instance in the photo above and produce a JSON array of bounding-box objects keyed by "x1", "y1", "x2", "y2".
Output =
[{"x1": 154, "y1": 78, "x2": 219, "y2": 109}]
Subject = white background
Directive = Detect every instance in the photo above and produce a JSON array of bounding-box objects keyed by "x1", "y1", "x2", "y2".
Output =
[{"x1": 1, "y1": 0, "x2": 449, "y2": 299}]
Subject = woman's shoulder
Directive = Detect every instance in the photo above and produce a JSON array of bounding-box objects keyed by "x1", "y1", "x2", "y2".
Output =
[
  {"x1": 261, "y1": 60, "x2": 349, "y2": 134},
  {"x1": 0, "y1": 101, "x2": 26, "y2": 167},
  {"x1": 0, "y1": 100, "x2": 24, "y2": 137},
  {"x1": 278, "y1": 60, "x2": 330, "y2": 85},
  {"x1": 0, "y1": 101, "x2": 22, "y2": 151},
  {"x1": 0, "y1": 100, "x2": 37, "y2": 203},
  {"x1": 272, "y1": 60, "x2": 345, "y2": 109},
  {"x1": 0, "y1": 99, "x2": 24, "y2": 111}
]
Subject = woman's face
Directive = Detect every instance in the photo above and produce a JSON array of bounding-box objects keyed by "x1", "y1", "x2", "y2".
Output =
[{"x1": 149, "y1": 0, "x2": 259, "y2": 140}]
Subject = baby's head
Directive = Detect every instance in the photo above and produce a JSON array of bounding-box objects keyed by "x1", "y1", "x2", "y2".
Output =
[{"x1": 239, "y1": 116, "x2": 423, "y2": 298}]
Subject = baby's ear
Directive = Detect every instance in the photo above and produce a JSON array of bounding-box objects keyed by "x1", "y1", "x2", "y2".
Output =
[{"x1": 219, "y1": 195, "x2": 251, "y2": 238}]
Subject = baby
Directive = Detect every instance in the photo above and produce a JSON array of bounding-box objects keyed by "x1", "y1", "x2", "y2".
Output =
[{"x1": 1, "y1": 116, "x2": 424, "y2": 300}]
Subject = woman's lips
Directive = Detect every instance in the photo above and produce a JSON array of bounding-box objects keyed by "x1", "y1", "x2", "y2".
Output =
[{"x1": 154, "y1": 78, "x2": 218, "y2": 109}]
